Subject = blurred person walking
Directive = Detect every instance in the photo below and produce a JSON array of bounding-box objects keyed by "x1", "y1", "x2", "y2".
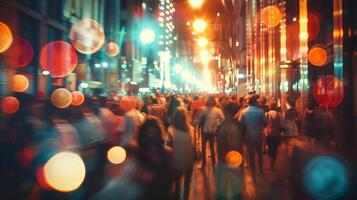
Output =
[
  {"x1": 199, "y1": 96, "x2": 225, "y2": 171},
  {"x1": 136, "y1": 117, "x2": 175, "y2": 200},
  {"x1": 265, "y1": 99, "x2": 283, "y2": 171},
  {"x1": 168, "y1": 106, "x2": 194, "y2": 200},
  {"x1": 238, "y1": 95, "x2": 267, "y2": 180}
]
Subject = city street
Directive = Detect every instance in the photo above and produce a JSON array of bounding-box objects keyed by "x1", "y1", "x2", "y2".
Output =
[{"x1": 0, "y1": 0, "x2": 356, "y2": 199}]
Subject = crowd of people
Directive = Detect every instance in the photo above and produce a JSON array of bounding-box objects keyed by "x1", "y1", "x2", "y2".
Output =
[{"x1": 0, "y1": 91, "x2": 336, "y2": 200}]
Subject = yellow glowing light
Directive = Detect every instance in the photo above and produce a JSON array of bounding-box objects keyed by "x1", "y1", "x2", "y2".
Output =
[
  {"x1": 189, "y1": 0, "x2": 204, "y2": 8},
  {"x1": 11, "y1": 74, "x2": 29, "y2": 92},
  {"x1": 200, "y1": 49, "x2": 209, "y2": 58},
  {"x1": 261, "y1": 5, "x2": 282, "y2": 28},
  {"x1": 280, "y1": 48, "x2": 287, "y2": 55},
  {"x1": 107, "y1": 146, "x2": 126, "y2": 164},
  {"x1": 225, "y1": 151, "x2": 242, "y2": 168},
  {"x1": 299, "y1": 32, "x2": 309, "y2": 40},
  {"x1": 193, "y1": 19, "x2": 207, "y2": 33},
  {"x1": 0, "y1": 22, "x2": 13, "y2": 53},
  {"x1": 197, "y1": 37, "x2": 208, "y2": 48},
  {"x1": 51, "y1": 88, "x2": 72, "y2": 109},
  {"x1": 44, "y1": 152, "x2": 86, "y2": 192}
]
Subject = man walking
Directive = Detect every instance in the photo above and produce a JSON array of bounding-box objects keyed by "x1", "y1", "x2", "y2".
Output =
[{"x1": 238, "y1": 95, "x2": 267, "y2": 181}]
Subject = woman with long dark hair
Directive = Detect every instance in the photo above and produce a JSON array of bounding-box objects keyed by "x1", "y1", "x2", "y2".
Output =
[{"x1": 137, "y1": 117, "x2": 175, "y2": 200}]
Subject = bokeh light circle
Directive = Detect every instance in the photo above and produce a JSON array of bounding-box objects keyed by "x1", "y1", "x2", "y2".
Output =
[
  {"x1": 11, "y1": 74, "x2": 29, "y2": 92},
  {"x1": 308, "y1": 14, "x2": 320, "y2": 41},
  {"x1": 193, "y1": 19, "x2": 207, "y2": 33},
  {"x1": 71, "y1": 91, "x2": 85, "y2": 106},
  {"x1": 0, "y1": 22, "x2": 13, "y2": 53},
  {"x1": 119, "y1": 96, "x2": 136, "y2": 112},
  {"x1": 51, "y1": 88, "x2": 72, "y2": 108},
  {"x1": 1, "y1": 96, "x2": 20, "y2": 114},
  {"x1": 140, "y1": 28, "x2": 155, "y2": 44},
  {"x1": 40, "y1": 41, "x2": 78, "y2": 77},
  {"x1": 105, "y1": 42, "x2": 119, "y2": 57},
  {"x1": 44, "y1": 151, "x2": 86, "y2": 192},
  {"x1": 313, "y1": 76, "x2": 344, "y2": 108},
  {"x1": 107, "y1": 146, "x2": 126, "y2": 164},
  {"x1": 261, "y1": 5, "x2": 282, "y2": 28},
  {"x1": 303, "y1": 156, "x2": 349, "y2": 200},
  {"x1": 70, "y1": 19, "x2": 105, "y2": 54},
  {"x1": 308, "y1": 47, "x2": 328, "y2": 67},
  {"x1": 4, "y1": 37, "x2": 33, "y2": 68},
  {"x1": 225, "y1": 151, "x2": 243, "y2": 168}
]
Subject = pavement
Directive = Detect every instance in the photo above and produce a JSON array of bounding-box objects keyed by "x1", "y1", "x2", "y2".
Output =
[{"x1": 188, "y1": 138, "x2": 308, "y2": 200}]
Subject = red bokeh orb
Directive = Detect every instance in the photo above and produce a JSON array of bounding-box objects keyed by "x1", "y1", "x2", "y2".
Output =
[
  {"x1": 1, "y1": 96, "x2": 20, "y2": 114},
  {"x1": 71, "y1": 91, "x2": 85, "y2": 106},
  {"x1": 119, "y1": 96, "x2": 136, "y2": 112},
  {"x1": 0, "y1": 22, "x2": 13, "y2": 53},
  {"x1": 70, "y1": 19, "x2": 105, "y2": 55},
  {"x1": 313, "y1": 76, "x2": 344, "y2": 108},
  {"x1": 308, "y1": 14, "x2": 320, "y2": 41},
  {"x1": 40, "y1": 41, "x2": 78, "y2": 77},
  {"x1": 4, "y1": 37, "x2": 33, "y2": 68},
  {"x1": 105, "y1": 42, "x2": 119, "y2": 57}
]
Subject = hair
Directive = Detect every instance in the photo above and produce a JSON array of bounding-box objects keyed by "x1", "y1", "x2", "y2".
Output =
[
  {"x1": 269, "y1": 99, "x2": 278, "y2": 111},
  {"x1": 223, "y1": 103, "x2": 238, "y2": 119},
  {"x1": 138, "y1": 116, "x2": 165, "y2": 148},
  {"x1": 173, "y1": 106, "x2": 190, "y2": 132},
  {"x1": 205, "y1": 96, "x2": 217, "y2": 107},
  {"x1": 247, "y1": 95, "x2": 258, "y2": 106}
]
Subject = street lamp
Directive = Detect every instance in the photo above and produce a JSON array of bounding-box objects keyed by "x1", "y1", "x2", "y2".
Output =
[
  {"x1": 193, "y1": 19, "x2": 206, "y2": 33},
  {"x1": 189, "y1": 0, "x2": 204, "y2": 8},
  {"x1": 140, "y1": 28, "x2": 155, "y2": 44},
  {"x1": 197, "y1": 37, "x2": 208, "y2": 48}
]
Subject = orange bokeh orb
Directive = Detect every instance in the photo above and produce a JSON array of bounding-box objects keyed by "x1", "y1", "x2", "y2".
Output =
[
  {"x1": 308, "y1": 47, "x2": 328, "y2": 67},
  {"x1": 313, "y1": 76, "x2": 344, "y2": 108},
  {"x1": 4, "y1": 37, "x2": 33, "y2": 68},
  {"x1": 1, "y1": 96, "x2": 20, "y2": 114},
  {"x1": 70, "y1": 19, "x2": 105, "y2": 54},
  {"x1": 308, "y1": 14, "x2": 320, "y2": 41},
  {"x1": 40, "y1": 41, "x2": 78, "y2": 77},
  {"x1": 119, "y1": 96, "x2": 136, "y2": 112},
  {"x1": 225, "y1": 151, "x2": 243, "y2": 168},
  {"x1": 0, "y1": 22, "x2": 13, "y2": 53},
  {"x1": 51, "y1": 88, "x2": 72, "y2": 108},
  {"x1": 11, "y1": 74, "x2": 29, "y2": 92},
  {"x1": 105, "y1": 42, "x2": 119, "y2": 57},
  {"x1": 261, "y1": 5, "x2": 281, "y2": 28},
  {"x1": 107, "y1": 146, "x2": 126, "y2": 164},
  {"x1": 71, "y1": 91, "x2": 85, "y2": 106}
]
